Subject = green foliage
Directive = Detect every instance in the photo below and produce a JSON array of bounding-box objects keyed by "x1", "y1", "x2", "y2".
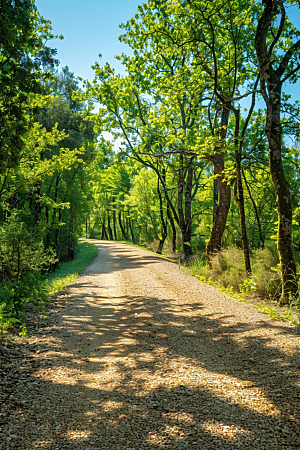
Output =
[
  {"x1": 0, "y1": 0, "x2": 61, "y2": 174},
  {"x1": 0, "y1": 272, "x2": 48, "y2": 320},
  {"x1": 0, "y1": 212, "x2": 57, "y2": 280},
  {"x1": 253, "y1": 304, "x2": 293, "y2": 322},
  {"x1": 0, "y1": 304, "x2": 20, "y2": 336},
  {"x1": 0, "y1": 242, "x2": 97, "y2": 335}
]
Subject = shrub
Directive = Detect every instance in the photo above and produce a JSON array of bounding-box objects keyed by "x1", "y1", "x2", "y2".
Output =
[{"x1": 0, "y1": 272, "x2": 47, "y2": 319}]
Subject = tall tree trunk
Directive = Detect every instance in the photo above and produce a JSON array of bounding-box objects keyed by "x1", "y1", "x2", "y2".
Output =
[
  {"x1": 167, "y1": 202, "x2": 176, "y2": 253},
  {"x1": 129, "y1": 218, "x2": 135, "y2": 243},
  {"x1": 118, "y1": 211, "x2": 126, "y2": 240},
  {"x1": 183, "y1": 165, "x2": 193, "y2": 258},
  {"x1": 206, "y1": 106, "x2": 231, "y2": 263},
  {"x1": 233, "y1": 109, "x2": 251, "y2": 274},
  {"x1": 213, "y1": 178, "x2": 218, "y2": 223},
  {"x1": 242, "y1": 170, "x2": 265, "y2": 249},
  {"x1": 177, "y1": 157, "x2": 194, "y2": 259},
  {"x1": 156, "y1": 178, "x2": 168, "y2": 254},
  {"x1": 113, "y1": 209, "x2": 117, "y2": 240},
  {"x1": 124, "y1": 211, "x2": 128, "y2": 238},
  {"x1": 107, "y1": 212, "x2": 114, "y2": 240},
  {"x1": 268, "y1": 100, "x2": 296, "y2": 301},
  {"x1": 255, "y1": 0, "x2": 298, "y2": 302},
  {"x1": 101, "y1": 219, "x2": 108, "y2": 240},
  {"x1": 205, "y1": 152, "x2": 231, "y2": 261},
  {"x1": 68, "y1": 218, "x2": 74, "y2": 261}
]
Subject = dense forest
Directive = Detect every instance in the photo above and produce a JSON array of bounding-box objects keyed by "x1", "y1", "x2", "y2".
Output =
[{"x1": 1, "y1": 0, "x2": 300, "y2": 332}]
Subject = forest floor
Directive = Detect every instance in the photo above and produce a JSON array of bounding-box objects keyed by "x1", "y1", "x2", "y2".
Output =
[{"x1": 0, "y1": 240, "x2": 300, "y2": 450}]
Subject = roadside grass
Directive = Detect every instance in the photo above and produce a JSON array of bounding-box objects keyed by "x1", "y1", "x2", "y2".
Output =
[
  {"x1": 0, "y1": 241, "x2": 98, "y2": 336},
  {"x1": 42, "y1": 241, "x2": 98, "y2": 296},
  {"x1": 188, "y1": 246, "x2": 300, "y2": 328}
]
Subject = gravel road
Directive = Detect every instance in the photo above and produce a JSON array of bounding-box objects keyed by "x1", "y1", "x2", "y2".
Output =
[{"x1": 0, "y1": 240, "x2": 299, "y2": 450}]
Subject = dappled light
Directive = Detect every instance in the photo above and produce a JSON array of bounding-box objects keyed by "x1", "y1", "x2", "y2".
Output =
[{"x1": 1, "y1": 241, "x2": 299, "y2": 449}]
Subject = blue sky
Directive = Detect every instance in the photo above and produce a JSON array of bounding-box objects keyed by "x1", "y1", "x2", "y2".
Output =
[
  {"x1": 35, "y1": 0, "x2": 140, "y2": 80},
  {"x1": 35, "y1": 0, "x2": 299, "y2": 112}
]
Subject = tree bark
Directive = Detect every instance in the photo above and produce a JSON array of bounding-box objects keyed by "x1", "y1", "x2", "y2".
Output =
[
  {"x1": 182, "y1": 165, "x2": 193, "y2": 258},
  {"x1": 118, "y1": 211, "x2": 126, "y2": 240},
  {"x1": 107, "y1": 212, "x2": 114, "y2": 240},
  {"x1": 205, "y1": 152, "x2": 231, "y2": 261},
  {"x1": 242, "y1": 170, "x2": 265, "y2": 249},
  {"x1": 129, "y1": 217, "x2": 135, "y2": 243},
  {"x1": 213, "y1": 178, "x2": 218, "y2": 223},
  {"x1": 68, "y1": 218, "x2": 74, "y2": 261},
  {"x1": 156, "y1": 178, "x2": 168, "y2": 254},
  {"x1": 113, "y1": 209, "x2": 117, "y2": 240},
  {"x1": 233, "y1": 109, "x2": 252, "y2": 274},
  {"x1": 167, "y1": 202, "x2": 176, "y2": 253},
  {"x1": 101, "y1": 218, "x2": 108, "y2": 240},
  {"x1": 255, "y1": 0, "x2": 298, "y2": 302},
  {"x1": 206, "y1": 106, "x2": 231, "y2": 263}
]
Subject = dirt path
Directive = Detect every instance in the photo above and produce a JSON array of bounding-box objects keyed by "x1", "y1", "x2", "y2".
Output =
[{"x1": 1, "y1": 240, "x2": 300, "y2": 450}]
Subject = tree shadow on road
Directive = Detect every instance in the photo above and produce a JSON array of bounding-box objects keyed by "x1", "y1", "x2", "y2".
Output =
[{"x1": 2, "y1": 241, "x2": 299, "y2": 449}]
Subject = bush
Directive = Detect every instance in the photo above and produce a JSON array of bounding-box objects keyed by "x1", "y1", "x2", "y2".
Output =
[
  {"x1": 0, "y1": 212, "x2": 56, "y2": 281},
  {"x1": 0, "y1": 272, "x2": 47, "y2": 319}
]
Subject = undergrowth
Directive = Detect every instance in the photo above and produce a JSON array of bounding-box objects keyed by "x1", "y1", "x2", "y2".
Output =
[
  {"x1": 189, "y1": 244, "x2": 300, "y2": 327},
  {"x1": 0, "y1": 241, "x2": 98, "y2": 336}
]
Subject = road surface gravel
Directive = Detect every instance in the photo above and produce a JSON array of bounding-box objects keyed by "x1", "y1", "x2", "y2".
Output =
[{"x1": 0, "y1": 240, "x2": 299, "y2": 450}]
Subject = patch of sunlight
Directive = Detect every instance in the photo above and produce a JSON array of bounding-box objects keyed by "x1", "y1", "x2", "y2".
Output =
[
  {"x1": 137, "y1": 353, "x2": 156, "y2": 362},
  {"x1": 63, "y1": 430, "x2": 91, "y2": 440},
  {"x1": 146, "y1": 424, "x2": 186, "y2": 445},
  {"x1": 102, "y1": 401, "x2": 124, "y2": 411},
  {"x1": 201, "y1": 421, "x2": 251, "y2": 440}
]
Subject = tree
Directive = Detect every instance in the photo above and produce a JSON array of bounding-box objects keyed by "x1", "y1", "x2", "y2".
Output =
[
  {"x1": 255, "y1": 0, "x2": 300, "y2": 302},
  {"x1": 0, "y1": 0, "x2": 61, "y2": 174}
]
